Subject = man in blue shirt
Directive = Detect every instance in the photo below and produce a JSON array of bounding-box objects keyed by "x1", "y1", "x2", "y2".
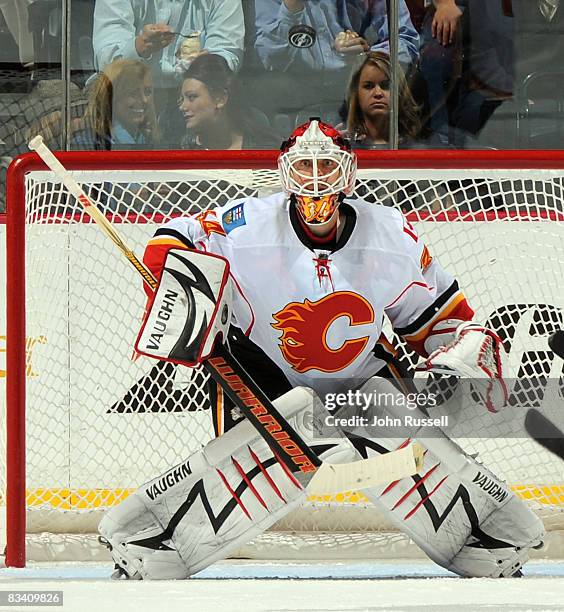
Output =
[
  {"x1": 93, "y1": 0, "x2": 245, "y2": 89},
  {"x1": 251, "y1": 0, "x2": 419, "y2": 124},
  {"x1": 255, "y1": 0, "x2": 419, "y2": 72}
]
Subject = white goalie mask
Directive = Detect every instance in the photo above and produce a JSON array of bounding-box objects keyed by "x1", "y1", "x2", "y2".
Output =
[{"x1": 278, "y1": 119, "x2": 357, "y2": 224}]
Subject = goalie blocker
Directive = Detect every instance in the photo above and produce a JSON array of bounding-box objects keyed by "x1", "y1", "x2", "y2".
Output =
[{"x1": 136, "y1": 248, "x2": 232, "y2": 365}]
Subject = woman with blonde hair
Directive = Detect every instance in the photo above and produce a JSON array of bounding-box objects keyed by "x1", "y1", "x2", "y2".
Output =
[
  {"x1": 344, "y1": 52, "x2": 452, "y2": 212},
  {"x1": 74, "y1": 58, "x2": 160, "y2": 150},
  {"x1": 343, "y1": 51, "x2": 421, "y2": 148}
]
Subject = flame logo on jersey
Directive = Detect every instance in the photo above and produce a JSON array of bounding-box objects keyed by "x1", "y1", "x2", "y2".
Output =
[
  {"x1": 271, "y1": 292, "x2": 375, "y2": 373},
  {"x1": 420, "y1": 244, "x2": 433, "y2": 271},
  {"x1": 196, "y1": 210, "x2": 226, "y2": 237}
]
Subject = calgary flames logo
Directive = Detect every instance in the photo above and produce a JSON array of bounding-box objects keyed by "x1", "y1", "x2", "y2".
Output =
[
  {"x1": 196, "y1": 210, "x2": 226, "y2": 237},
  {"x1": 271, "y1": 292, "x2": 375, "y2": 373}
]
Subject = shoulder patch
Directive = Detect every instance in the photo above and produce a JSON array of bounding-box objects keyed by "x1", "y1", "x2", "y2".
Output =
[{"x1": 222, "y1": 204, "x2": 246, "y2": 234}]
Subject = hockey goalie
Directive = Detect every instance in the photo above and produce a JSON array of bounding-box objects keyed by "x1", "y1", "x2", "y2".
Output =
[{"x1": 99, "y1": 119, "x2": 544, "y2": 579}]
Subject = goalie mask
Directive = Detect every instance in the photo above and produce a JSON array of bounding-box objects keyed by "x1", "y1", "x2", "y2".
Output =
[{"x1": 278, "y1": 119, "x2": 357, "y2": 225}]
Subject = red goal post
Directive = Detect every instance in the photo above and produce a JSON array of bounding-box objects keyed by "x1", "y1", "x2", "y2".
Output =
[{"x1": 5, "y1": 149, "x2": 564, "y2": 568}]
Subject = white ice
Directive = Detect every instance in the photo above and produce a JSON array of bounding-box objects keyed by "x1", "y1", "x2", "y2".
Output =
[{"x1": 0, "y1": 560, "x2": 563, "y2": 611}]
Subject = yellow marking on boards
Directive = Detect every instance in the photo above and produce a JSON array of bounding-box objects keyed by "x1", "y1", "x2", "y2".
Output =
[{"x1": 6, "y1": 484, "x2": 563, "y2": 510}]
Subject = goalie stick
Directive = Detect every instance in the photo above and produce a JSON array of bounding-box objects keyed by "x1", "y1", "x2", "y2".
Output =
[
  {"x1": 548, "y1": 330, "x2": 564, "y2": 359},
  {"x1": 524, "y1": 409, "x2": 564, "y2": 462},
  {"x1": 524, "y1": 331, "x2": 564, "y2": 461},
  {"x1": 27, "y1": 135, "x2": 424, "y2": 494}
]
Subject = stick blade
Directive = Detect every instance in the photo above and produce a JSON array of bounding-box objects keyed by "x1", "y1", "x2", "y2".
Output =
[
  {"x1": 306, "y1": 443, "x2": 424, "y2": 496},
  {"x1": 524, "y1": 409, "x2": 564, "y2": 461},
  {"x1": 548, "y1": 330, "x2": 564, "y2": 360}
]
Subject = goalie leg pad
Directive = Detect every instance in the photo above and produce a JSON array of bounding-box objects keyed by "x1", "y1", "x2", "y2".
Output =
[
  {"x1": 99, "y1": 387, "x2": 359, "y2": 579},
  {"x1": 359, "y1": 439, "x2": 545, "y2": 577},
  {"x1": 448, "y1": 491, "x2": 545, "y2": 577},
  {"x1": 99, "y1": 497, "x2": 188, "y2": 580},
  {"x1": 349, "y1": 377, "x2": 545, "y2": 577}
]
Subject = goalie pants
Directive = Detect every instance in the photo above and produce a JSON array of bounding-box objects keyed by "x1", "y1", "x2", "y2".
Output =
[{"x1": 209, "y1": 327, "x2": 408, "y2": 436}]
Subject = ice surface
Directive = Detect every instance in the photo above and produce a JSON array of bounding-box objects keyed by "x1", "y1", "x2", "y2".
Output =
[{"x1": 0, "y1": 560, "x2": 562, "y2": 611}]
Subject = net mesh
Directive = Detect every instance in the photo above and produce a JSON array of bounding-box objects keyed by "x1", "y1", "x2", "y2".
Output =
[{"x1": 7, "y1": 161, "x2": 564, "y2": 559}]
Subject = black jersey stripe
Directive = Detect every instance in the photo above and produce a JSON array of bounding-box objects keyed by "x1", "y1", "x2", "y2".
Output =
[
  {"x1": 154, "y1": 227, "x2": 195, "y2": 249},
  {"x1": 394, "y1": 279, "x2": 461, "y2": 337}
]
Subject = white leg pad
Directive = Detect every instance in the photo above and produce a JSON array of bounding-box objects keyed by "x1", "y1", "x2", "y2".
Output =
[
  {"x1": 99, "y1": 386, "x2": 359, "y2": 579},
  {"x1": 348, "y1": 377, "x2": 545, "y2": 577}
]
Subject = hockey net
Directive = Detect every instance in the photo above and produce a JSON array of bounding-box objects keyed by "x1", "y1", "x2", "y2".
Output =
[{"x1": 4, "y1": 150, "x2": 564, "y2": 566}]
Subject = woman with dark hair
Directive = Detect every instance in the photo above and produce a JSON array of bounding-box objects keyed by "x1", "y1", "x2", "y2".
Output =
[
  {"x1": 74, "y1": 58, "x2": 161, "y2": 150},
  {"x1": 178, "y1": 54, "x2": 279, "y2": 150},
  {"x1": 343, "y1": 51, "x2": 421, "y2": 148}
]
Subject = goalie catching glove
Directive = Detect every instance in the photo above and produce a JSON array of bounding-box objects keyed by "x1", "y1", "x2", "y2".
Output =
[{"x1": 418, "y1": 320, "x2": 509, "y2": 412}]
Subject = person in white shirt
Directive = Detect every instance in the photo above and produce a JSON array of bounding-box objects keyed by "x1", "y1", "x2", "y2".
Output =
[{"x1": 0, "y1": 0, "x2": 34, "y2": 65}]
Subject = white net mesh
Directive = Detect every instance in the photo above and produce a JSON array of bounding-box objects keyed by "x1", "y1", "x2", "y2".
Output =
[{"x1": 6, "y1": 158, "x2": 564, "y2": 561}]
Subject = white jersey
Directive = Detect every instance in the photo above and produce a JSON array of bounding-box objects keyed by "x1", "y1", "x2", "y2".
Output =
[{"x1": 145, "y1": 193, "x2": 468, "y2": 397}]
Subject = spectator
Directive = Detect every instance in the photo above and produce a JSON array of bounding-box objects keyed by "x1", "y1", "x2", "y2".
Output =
[
  {"x1": 450, "y1": 0, "x2": 515, "y2": 147},
  {"x1": 93, "y1": 1, "x2": 245, "y2": 85},
  {"x1": 73, "y1": 59, "x2": 160, "y2": 150},
  {"x1": 251, "y1": 0, "x2": 419, "y2": 122},
  {"x1": 411, "y1": 0, "x2": 465, "y2": 146},
  {"x1": 178, "y1": 54, "x2": 279, "y2": 150},
  {"x1": 255, "y1": 0, "x2": 419, "y2": 70},
  {"x1": 92, "y1": 0, "x2": 245, "y2": 145},
  {"x1": 0, "y1": 0, "x2": 34, "y2": 65},
  {"x1": 342, "y1": 51, "x2": 421, "y2": 148},
  {"x1": 342, "y1": 51, "x2": 452, "y2": 212}
]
